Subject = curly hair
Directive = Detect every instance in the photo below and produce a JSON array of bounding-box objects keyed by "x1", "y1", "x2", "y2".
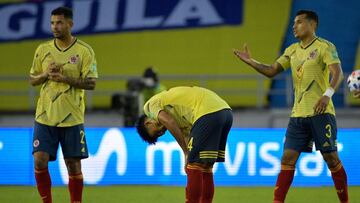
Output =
[{"x1": 135, "y1": 114, "x2": 158, "y2": 144}]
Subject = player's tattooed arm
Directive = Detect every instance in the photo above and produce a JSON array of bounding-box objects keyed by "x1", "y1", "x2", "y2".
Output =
[
  {"x1": 63, "y1": 76, "x2": 96, "y2": 90},
  {"x1": 48, "y1": 68, "x2": 96, "y2": 90},
  {"x1": 29, "y1": 72, "x2": 49, "y2": 86}
]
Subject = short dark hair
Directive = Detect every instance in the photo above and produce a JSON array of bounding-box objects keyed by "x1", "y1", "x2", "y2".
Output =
[
  {"x1": 136, "y1": 114, "x2": 158, "y2": 145},
  {"x1": 296, "y1": 10, "x2": 318, "y2": 26},
  {"x1": 51, "y1": 7, "x2": 73, "y2": 19}
]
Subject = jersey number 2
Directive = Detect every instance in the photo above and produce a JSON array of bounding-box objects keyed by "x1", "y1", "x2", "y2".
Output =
[{"x1": 80, "y1": 130, "x2": 85, "y2": 144}]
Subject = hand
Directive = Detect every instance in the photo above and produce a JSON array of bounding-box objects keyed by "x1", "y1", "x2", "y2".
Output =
[
  {"x1": 48, "y1": 62, "x2": 64, "y2": 73},
  {"x1": 233, "y1": 44, "x2": 252, "y2": 64},
  {"x1": 48, "y1": 71, "x2": 66, "y2": 83},
  {"x1": 48, "y1": 62, "x2": 58, "y2": 73},
  {"x1": 313, "y1": 96, "x2": 330, "y2": 114},
  {"x1": 43, "y1": 62, "x2": 55, "y2": 78},
  {"x1": 39, "y1": 62, "x2": 60, "y2": 80},
  {"x1": 48, "y1": 62, "x2": 65, "y2": 82},
  {"x1": 49, "y1": 69, "x2": 66, "y2": 82},
  {"x1": 352, "y1": 89, "x2": 360, "y2": 99}
]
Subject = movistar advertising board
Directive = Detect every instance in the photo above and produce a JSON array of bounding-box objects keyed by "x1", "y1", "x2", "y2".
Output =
[{"x1": 0, "y1": 127, "x2": 359, "y2": 186}]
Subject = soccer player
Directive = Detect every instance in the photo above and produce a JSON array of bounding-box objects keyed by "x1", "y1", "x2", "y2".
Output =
[
  {"x1": 233, "y1": 10, "x2": 348, "y2": 203},
  {"x1": 29, "y1": 7, "x2": 98, "y2": 203},
  {"x1": 136, "y1": 86, "x2": 233, "y2": 203}
]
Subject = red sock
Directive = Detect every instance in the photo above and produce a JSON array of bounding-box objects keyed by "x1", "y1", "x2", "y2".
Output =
[
  {"x1": 201, "y1": 169, "x2": 214, "y2": 203},
  {"x1": 35, "y1": 167, "x2": 52, "y2": 203},
  {"x1": 273, "y1": 165, "x2": 295, "y2": 203},
  {"x1": 186, "y1": 166, "x2": 203, "y2": 203},
  {"x1": 68, "y1": 173, "x2": 84, "y2": 203},
  {"x1": 330, "y1": 163, "x2": 348, "y2": 203}
]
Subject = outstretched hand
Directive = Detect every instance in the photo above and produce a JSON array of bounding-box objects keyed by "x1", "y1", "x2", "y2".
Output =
[{"x1": 233, "y1": 44, "x2": 252, "y2": 64}]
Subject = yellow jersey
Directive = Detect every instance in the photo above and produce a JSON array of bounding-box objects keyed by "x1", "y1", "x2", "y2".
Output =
[
  {"x1": 276, "y1": 37, "x2": 340, "y2": 117},
  {"x1": 142, "y1": 83, "x2": 167, "y2": 103},
  {"x1": 30, "y1": 38, "x2": 98, "y2": 127},
  {"x1": 144, "y1": 86, "x2": 231, "y2": 137}
]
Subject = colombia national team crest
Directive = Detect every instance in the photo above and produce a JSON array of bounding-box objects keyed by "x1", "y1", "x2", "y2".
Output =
[
  {"x1": 308, "y1": 49, "x2": 318, "y2": 60},
  {"x1": 69, "y1": 55, "x2": 79, "y2": 64}
]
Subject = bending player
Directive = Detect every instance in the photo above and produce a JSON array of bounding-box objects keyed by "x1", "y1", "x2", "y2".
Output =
[{"x1": 136, "y1": 86, "x2": 232, "y2": 203}]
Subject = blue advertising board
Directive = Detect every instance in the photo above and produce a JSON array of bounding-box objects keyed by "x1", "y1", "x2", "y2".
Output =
[
  {"x1": 0, "y1": 0, "x2": 243, "y2": 42},
  {"x1": 0, "y1": 127, "x2": 359, "y2": 186}
]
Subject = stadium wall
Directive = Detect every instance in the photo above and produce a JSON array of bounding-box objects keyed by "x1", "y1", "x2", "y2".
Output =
[{"x1": 1, "y1": 127, "x2": 359, "y2": 186}]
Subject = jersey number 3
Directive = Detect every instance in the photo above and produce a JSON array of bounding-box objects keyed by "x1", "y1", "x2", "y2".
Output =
[{"x1": 325, "y1": 124, "x2": 332, "y2": 138}]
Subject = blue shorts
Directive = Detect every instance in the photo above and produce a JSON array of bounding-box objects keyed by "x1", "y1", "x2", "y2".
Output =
[
  {"x1": 284, "y1": 113, "x2": 337, "y2": 153},
  {"x1": 32, "y1": 121, "x2": 89, "y2": 161},
  {"x1": 187, "y1": 109, "x2": 233, "y2": 164}
]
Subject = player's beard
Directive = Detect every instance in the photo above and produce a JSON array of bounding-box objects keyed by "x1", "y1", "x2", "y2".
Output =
[{"x1": 54, "y1": 33, "x2": 64, "y2": 40}]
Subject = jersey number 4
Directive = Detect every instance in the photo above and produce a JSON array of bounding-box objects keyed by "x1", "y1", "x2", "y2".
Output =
[{"x1": 187, "y1": 137, "x2": 193, "y2": 151}]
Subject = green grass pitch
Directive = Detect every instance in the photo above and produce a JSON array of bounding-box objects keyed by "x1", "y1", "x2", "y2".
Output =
[{"x1": 0, "y1": 186, "x2": 359, "y2": 203}]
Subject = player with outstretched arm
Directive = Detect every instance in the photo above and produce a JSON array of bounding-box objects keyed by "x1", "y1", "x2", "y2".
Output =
[{"x1": 233, "y1": 10, "x2": 348, "y2": 203}]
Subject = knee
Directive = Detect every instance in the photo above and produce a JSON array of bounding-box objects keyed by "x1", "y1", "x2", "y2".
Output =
[
  {"x1": 281, "y1": 151, "x2": 299, "y2": 166},
  {"x1": 65, "y1": 159, "x2": 82, "y2": 175},
  {"x1": 34, "y1": 158, "x2": 48, "y2": 169},
  {"x1": 33, "y1": 152, "x2": 49, "y2": 169},
  {"x1": 323, "y1": 153, "x2": 340, "y2": 168},
  {"x1": 281, "y1": 159, "x2": 296, "y2": 166}
]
